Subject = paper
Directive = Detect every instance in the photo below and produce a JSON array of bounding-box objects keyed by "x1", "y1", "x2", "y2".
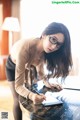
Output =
[{"x1": 42, "y1": 91, "x2": 63, "y2": 106}]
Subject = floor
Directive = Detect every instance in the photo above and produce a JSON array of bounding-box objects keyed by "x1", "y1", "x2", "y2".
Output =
[{"x1": 0, "y1": 80, "x2": 14, "y2": 120}]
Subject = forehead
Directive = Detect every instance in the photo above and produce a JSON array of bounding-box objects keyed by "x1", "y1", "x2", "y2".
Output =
[{"x1": 49, "y1": 33, "x2": 64, "y2": 43}]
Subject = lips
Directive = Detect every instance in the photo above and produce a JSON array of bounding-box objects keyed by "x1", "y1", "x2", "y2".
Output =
[{"x1": 48, "y1": 48, "x2": 53, "y2": 52}]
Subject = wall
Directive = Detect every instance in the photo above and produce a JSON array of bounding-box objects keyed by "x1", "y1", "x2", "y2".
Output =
[
  {"x1": 0, "y1": 0, "x2": 11, "y2": 80},
  {"x1": 11, "y1": 0, "x2": 21, "y2": 44},
  {"x1": 0, "y1": 0, "x2": 20, "y2": 80},
  {"x1": 20, "y1": 0, "x2": 80, "y2": 76}
]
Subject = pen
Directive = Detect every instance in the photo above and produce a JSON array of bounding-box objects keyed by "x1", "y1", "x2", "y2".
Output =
[{"x1": 33, "y1": 90, "x2": 41, "y2": 95}]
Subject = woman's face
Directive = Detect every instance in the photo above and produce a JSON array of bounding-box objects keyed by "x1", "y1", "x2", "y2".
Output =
[{"x1": 42, "y1": 33, "x2": 64, "y2": 53}]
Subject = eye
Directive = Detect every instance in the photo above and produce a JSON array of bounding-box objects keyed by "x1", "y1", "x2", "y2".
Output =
[{"x1": 49, "y1": 37, "x2": 57, "y2": 44}]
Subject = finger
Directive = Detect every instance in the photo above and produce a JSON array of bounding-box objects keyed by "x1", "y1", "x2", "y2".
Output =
[
  {"x1": 50, "y1": 84, "x2": 63, "y2": 91},
  {"x1": 40, "y1": 94, "x2": 46, "y2": 100},
  {"x1": 36, "y1": 98, "x2": 45, "y2": 103},
  {"x1": 56, "y1": 85, "x2": 63, "y2": 91},
  {"x1": 51, "y1": 83, "x2": 62, "y2": 88}
]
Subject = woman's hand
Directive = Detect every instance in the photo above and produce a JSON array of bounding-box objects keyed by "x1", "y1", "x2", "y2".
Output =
[
  {"x1": 49, "y1": 83, "x2": 63, "y2": 91},
  {"x1": 29, "y1": 92, "x2": 46, "y2": 104},
  {"x1": 43, "y1": 80, "x2": 63, "y2": 92}
]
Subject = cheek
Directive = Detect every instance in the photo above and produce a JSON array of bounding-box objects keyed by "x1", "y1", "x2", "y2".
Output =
[{"x1": 43, "y1": 40, "x2": 50, "y2": 50}]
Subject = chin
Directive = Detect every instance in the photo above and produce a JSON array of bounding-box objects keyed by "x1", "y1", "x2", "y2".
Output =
[
  {"x1": 45, "y1": 50, "x2": 52, "y2": 53},
  {"x1": 44, "y1": 48, "x2": 53, "y2": 53}
]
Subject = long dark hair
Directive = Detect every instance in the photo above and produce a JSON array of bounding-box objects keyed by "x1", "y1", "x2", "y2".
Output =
[{"x1": 41, "y1": 22, "x2": 73, "y2": 78}]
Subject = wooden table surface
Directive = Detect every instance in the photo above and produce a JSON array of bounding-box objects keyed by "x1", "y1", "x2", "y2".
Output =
[
  {"x1": 19, "y1": 95, "x2": 63, "y2": 120},
  {"x1": 19, "y1": 84, "x2": 80, "y2": 120},
  {"x1": 19, "y1": 86, "x2": 63, "y2": 120}
]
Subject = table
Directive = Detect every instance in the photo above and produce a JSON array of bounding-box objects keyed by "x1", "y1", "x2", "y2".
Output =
[
  {"x1": 19, "y1": 95, "x2": 63, "y2": 120},
  {"x1": 19, "y1": 85, "x2": 80, "y2": 120}
]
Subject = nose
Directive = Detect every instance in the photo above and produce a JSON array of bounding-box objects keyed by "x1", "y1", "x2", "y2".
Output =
[{"x1": 50, "y1": 44, "x2": 57, "y2": 50}]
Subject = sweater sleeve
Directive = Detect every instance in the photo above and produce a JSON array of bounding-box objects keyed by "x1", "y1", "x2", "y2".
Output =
[{"x1": 15, "y1": 41, "x2": 33, "y2": 98}]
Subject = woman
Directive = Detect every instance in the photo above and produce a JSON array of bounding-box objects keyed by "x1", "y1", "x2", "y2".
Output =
[{"x1": 5, "y1": 22, "x2": 72, "y2": 120}]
